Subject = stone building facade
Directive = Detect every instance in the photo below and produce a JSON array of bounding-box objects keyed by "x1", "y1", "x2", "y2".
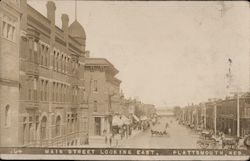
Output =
[{"x1": 0, "y1": 0, "x2": 22, "y2": 147}]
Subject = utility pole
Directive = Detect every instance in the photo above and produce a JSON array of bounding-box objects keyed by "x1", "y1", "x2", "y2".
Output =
[
  {"x1": 226, "y1": 58, "x2": 242, "y2": 137},
  {"x1": 214, "y1": 103, "x2": 217, "y2": 136},
  {"x1": 237, "y1": 93, "x2": 240, "y2": 137}
]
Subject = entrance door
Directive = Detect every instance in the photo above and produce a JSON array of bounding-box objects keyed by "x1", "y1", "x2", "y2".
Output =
[{"x1": 95, "y1": 117, "x2": 101, "y2": 136}]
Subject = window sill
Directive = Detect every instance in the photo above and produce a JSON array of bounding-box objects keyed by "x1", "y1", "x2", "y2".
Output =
[{"x1": 2, "y1": 36, "x2": 16, "y2": 44}]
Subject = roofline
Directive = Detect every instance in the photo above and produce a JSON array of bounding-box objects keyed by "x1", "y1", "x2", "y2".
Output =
[{"x1": 85, "y1": 58, "x2": 119, "y2": 74}]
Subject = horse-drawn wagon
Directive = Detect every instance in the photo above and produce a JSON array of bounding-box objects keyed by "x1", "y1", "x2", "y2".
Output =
[
  {"x1": 196, "y1": 131, "x2": 219, "y2": 149},
  {"x1": 151, "y1": 129, "x2": 168, "y2": 136}
]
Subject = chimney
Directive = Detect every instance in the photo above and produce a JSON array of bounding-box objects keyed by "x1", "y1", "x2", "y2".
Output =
[
  {"x1": 20, "y1": 0, "x2": 27, "y2": 31},
  {"x1": 61, "y1": 14, "x2": 69, "y2": 34},
  {"x1": 85, "y1": 51, "x2": 90, "y2": 58},
  {"x1": 46, "y1": 1, "x2": 56, "y2": 24}
]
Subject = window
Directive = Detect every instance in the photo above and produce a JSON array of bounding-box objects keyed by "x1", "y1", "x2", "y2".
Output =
[
  {"x1": 52, "y1": 82, "x2": 55, "y2": 101},
  {"x1": 35, "y1": 116, "x2": 39, "y2": 132},
  {"x1": 23, "y1": 117, "x2": 27, "y2": 144},
  {"x1": 64, "y1": 56, "x2": 67, "y2": 73},
  {"x1": 28, "y1": 117, "x2": 33, "y2": 142},
  {"x1": 94, "y1": 101, "x2": 97, "y2": 112},
  {"x1": 28, "y1": 79, "x2": 32, "y2": 100},
  {"x1": 59, "y1": 84, "x2": 62, "y2": 102},
  {"x1": 4, "y1": 105, "x2": 10, "y2": 126},
  {"x1": 40, "y1": 80, "x2": 43, "y2": 101},
  {"x1": 53, "y1": 51, "x2": 56, "y2": 69},
  {"x1": 56, "y1": 83, "x2": 58, "y2": 102},
  {"x1": 29, "y1": 41, "x2": 33, "y2": 62},
  {"x1": 44, "y1": 81, "x2": 47, "y2": 101},
  {"x1": 67, "y1": 114, "x2": 72, "y2": 133},
  {"x1": 34, "y1": 79, "x2": 37, "y2": 101},
  {"x1": 11, "y1": 26, "x2": 15, "y2": 41},
  {"x1": 2, "y1": 18, "x2": 16, "y2": 42},
  {"x1": 40, "y1": 45, "x2": 44, "y2": 65},
  {"x1": 71, "y1": 114, "x2": 74, "y2": 132},
  {"x1": 7, "y1": 24, "x2": 11, "y2": 39},
  {"x1": 94, "y1": 80, "x2": 98, "y2": 92},
  {"x1": 63, "y1": 85, "x2": 66, "y2": 102},
  {"x1": 45, "y1": 47, "x2": 48, "y2": 66},
  {"x1": 2, "y1": 21, "x2": 6, "y2": 37},
  {"x1": 55, "y1": 116, "x2": 61, "y2": 137},
  {"x1": 41, "y1": 116, "x2": 47, "y2": 140},
  {"x1": 34, "y1": 42, "x2": 38, "y2": 64},
  {"x1": 56, "y1": 53, "x2": 59, "y2": 71},
  {"x1": 61, "y1": 55, "x2": 64, "y2": 72}
]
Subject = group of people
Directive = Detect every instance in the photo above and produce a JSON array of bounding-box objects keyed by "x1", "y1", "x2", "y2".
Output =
[{"x1": 104, "y1": 125, "x2": 134, "y2": 147}]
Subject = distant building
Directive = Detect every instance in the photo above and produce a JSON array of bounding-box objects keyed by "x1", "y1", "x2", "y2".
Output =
[
  {"x1": 180, "y1": 94, "x2": 250, "y2": 137},
  {"x1": 84, "y1": 58, "x2": 121, "y2": 136},
  {"x1": 156, "y1": 108, "x2": 174, "y2": 117}
]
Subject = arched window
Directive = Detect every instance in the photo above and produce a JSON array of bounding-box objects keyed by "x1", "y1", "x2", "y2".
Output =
[
  {"x1": 40, "y1": 45, "x2": 44, "y2": 65},
  {"x1": 61, "y1": 54, "x2": 64, "y2": 72},
  {"x1": 56, "y1": 52, "x2": 59, "y2": 71},
  {"x1": 55, "y1": 116, "x2": 61, "y2": 137},
  {"x1": 41, "y1": 116, "x2": 47, "y2": 140},
  {"x1": 5, "y1": 104, "x2": 10, "y2": 126},
  {"x1": 53, "y1": 50, "x2": 56, "y2": 69}
]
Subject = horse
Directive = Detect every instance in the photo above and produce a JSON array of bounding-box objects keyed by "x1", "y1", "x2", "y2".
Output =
[{"x1": 222, "y1": 137, "x2": 240, "y2": 149}]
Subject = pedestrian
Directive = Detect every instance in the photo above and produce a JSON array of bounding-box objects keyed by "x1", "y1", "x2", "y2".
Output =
[
  {"x1": 109, "y1": 136, "x2": 112, "y2": 146},
  {"x1": 228, "y1": 128, "x2": 231, "y2": 135},
  {"x1": 85, "y1": 133, "x2": 89, "y2": 145},
  {"x1": 244, "y1": 135, "x2": 250, "y2": 150},
  {"x1": 105, "y1": 135, "x2": 108, "y2": 144}
]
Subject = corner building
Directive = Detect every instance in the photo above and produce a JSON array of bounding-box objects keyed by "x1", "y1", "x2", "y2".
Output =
[
  {"x1": 84, "y1": 58, "x2": 121, "y2": 137},
  {"x1": 2, "y1": 0, "x2": 88, "y2": 147}
]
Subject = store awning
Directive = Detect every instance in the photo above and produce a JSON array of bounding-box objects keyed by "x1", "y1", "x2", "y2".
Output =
[
  {"x1": 132, "y1": 114, "x2": 139, "y2": 122},
  {"x1": 112, "y1": 115, "x2": 123, "y2": 126},
  {"x1": 121, "y1": 115, "x2": 131, "y2": 125}
]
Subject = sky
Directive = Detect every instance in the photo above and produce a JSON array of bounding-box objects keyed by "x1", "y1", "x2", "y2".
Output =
[{"x1": 28, "y1": 0, "x2": 250, "y2": 107}]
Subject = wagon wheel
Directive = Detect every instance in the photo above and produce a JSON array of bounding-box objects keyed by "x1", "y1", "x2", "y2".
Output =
[
  {"x1": 201, "y1": 142, "x2": 209, "y2": 149},
  {"x1": 196, "y1": 141, "x2": 202, "y2": 148}
]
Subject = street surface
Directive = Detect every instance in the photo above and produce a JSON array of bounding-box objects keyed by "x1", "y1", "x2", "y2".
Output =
[{"x1": 119, "y1": 116, "x2": 200, "y2": 148}]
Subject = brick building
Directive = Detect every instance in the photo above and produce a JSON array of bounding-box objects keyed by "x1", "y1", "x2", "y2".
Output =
[
  {"x1": 179, "y1": 94, "x2": 250, "y2": 137},
  {"x1": 0, "y1": 0, "x2": 89, "y2": 147},
  {"x1": 0, "y1": 0, "x2": 22, "y2": 147},
  {"x1": 84, "y1": 58, "x2": 121, "y2": 136},
  {"x1": 216, "y1": 95, "x2": 250, "y2": 136}
]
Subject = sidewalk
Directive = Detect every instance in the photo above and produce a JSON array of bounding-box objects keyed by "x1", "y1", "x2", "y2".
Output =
[
  {"x1": 114, "y1": 130, "x2": 142, "y2": 148},
  {"x1": 80, "y1": 130, "x2": 143, "y2": 148}
]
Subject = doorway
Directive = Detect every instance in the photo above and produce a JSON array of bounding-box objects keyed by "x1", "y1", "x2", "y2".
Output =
[{"x1": 94, "y1": 117, "x2": 101, "y2": 136}]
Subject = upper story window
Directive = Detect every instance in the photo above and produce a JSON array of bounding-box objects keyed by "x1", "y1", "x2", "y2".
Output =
[
  {"x1": 40, "y1": 45, "x2": 44, "y2": 65},
  {"x1": 93, "y1": 80, "x2": 98, "y2": 92},
  {"x1": 4, "y1": 104, "x2": 10, "y2": 127},
  {"x1": 2, "y1": 15, "x2": 17, "y2": 42}
]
